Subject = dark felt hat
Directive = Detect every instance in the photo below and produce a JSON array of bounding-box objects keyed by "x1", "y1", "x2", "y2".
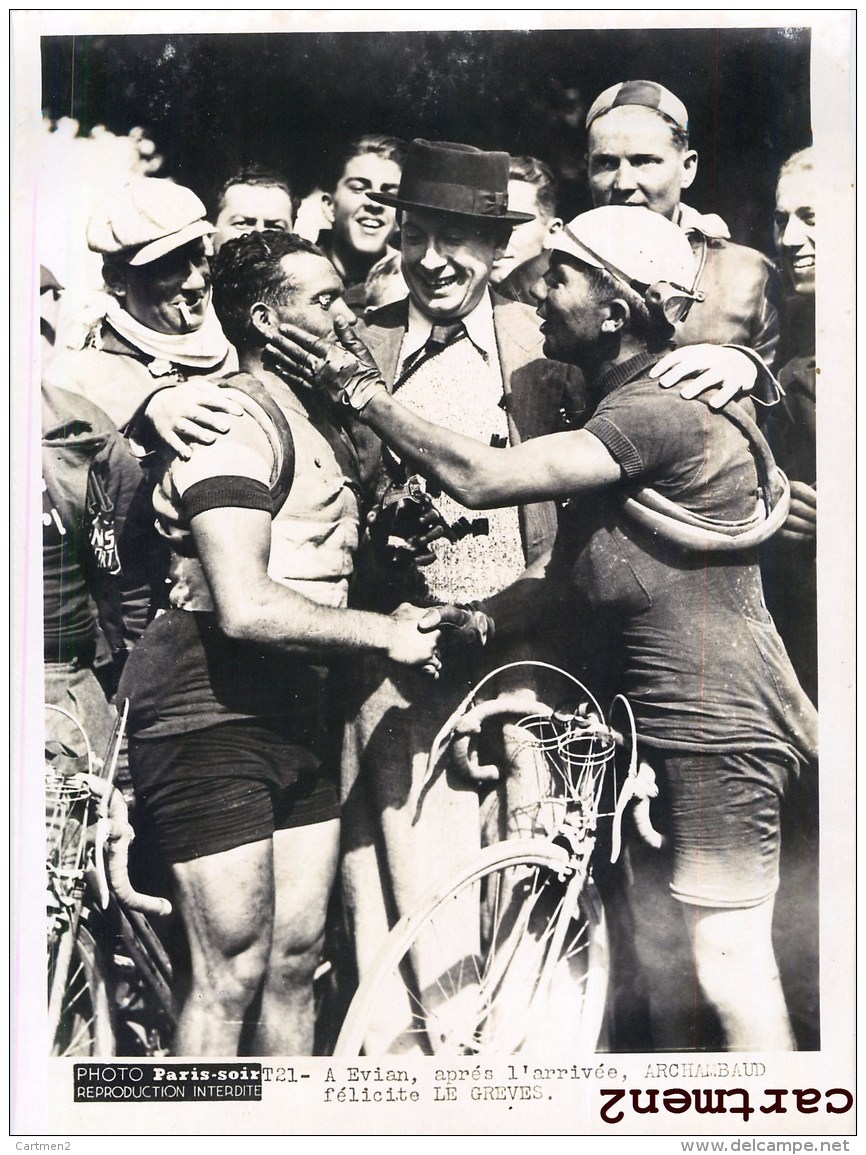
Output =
[{"x1": 368, "y1": 139, "x2": 535, "y2": 223}]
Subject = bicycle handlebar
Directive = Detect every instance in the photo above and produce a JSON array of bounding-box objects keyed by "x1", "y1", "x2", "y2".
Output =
[
  {"x1": 75, "y1": 774, "x2": 173, "y2": 918},
  {"x1": 450, "y1": 693, "x2": 554, "y2": 782},
  {"x1": 439, "y1": 691, "x2": 665, "y2": 855},
  {"x1": 422, "y1": 665, "x2": 665, "y2": 857}
]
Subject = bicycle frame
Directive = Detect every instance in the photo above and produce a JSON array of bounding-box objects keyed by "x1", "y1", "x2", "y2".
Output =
[
  {"x1": 333, "y1": 661, "x2": 651, "y2": 1056},
  {"x1": 45, "y1": 702, "x2": 177, "y2": 1057}
]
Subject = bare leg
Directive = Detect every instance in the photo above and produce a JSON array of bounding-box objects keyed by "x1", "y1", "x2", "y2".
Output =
[
  {"x1": 620, "y1": 835, "x2": 705, "y2": 1050},
  {"x1": 171, "y1": 838, "x2": 274, "y2": 1056},
  {"x1": 253, "y1": 818, "x2": 340, "y2": 1056},
  {"x1": 684, "y1": 897, "x2": 796, "y2": 1051}
]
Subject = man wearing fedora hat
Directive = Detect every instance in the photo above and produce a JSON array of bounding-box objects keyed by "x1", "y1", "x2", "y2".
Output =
[
  {"x1": 312, "y1": 139, "x2": 586, "y2": 1050},
  {"x1": 277, "y1": 204, "x2": 817, "y2": 1053},
  {"x1": 270, "y1": 139, "x2": 762, "y2": 1051}
]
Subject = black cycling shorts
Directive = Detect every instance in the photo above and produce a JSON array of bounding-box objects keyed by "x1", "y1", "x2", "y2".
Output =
[
  {"x1": 648, "y1": 747, "x2": 795, "y2": 908},
  {"x1": 128, "y1": 718, "x2": 340, "y2": 864}
]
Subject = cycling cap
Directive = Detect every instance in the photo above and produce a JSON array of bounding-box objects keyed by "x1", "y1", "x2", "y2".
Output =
[
  {"x1": 546, "y1": 206, "x2": 696, "y2": 292},
  {"x1": 586, "y1": 80, "x2": 689, "y2": 135}
]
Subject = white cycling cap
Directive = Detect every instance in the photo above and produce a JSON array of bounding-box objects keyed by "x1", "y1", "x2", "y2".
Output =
[{"x1": 546, "y1": 205, "x2": 696, "y2": 290}]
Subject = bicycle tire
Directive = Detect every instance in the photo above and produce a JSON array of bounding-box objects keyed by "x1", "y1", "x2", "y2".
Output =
[
  {"x1": 334, "y1": 839, "x2": 608, "y2": 1056},
  {"x1": 49, "y1": 923, "x2": 115, "y2": 1057}
]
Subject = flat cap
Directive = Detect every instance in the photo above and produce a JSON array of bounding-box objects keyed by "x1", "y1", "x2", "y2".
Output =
[
  {"x1": 586, "y1": 80, "x2": 689, "y2": 135},
  {"x1": 368, "y1": 139, "x2": 535, "y2": 223},
  {"x1": 87, "y1": 177, "x2": 213, "y2": 265}
]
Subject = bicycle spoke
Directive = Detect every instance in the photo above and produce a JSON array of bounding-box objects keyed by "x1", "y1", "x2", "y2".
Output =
[{"x1": 62, "y1": 1009, "x2": 98, "y2": 1055}]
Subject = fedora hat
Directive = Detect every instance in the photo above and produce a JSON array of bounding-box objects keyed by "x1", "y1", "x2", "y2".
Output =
[{"x1": 368, "y1": 139, "x2": 535, "y2": 223}]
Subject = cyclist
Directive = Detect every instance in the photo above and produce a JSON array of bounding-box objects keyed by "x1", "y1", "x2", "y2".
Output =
[
  {"x1": 271, "y1": 205, "x2": 818, "y2": 1051},
  {"x1": 118, "y1": 230, "x2": 443, "y2": 1056}
]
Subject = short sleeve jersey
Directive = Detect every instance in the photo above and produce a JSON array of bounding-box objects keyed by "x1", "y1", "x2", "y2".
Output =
[
  {"x1": 155, "y1": 376, "x2": 361, "y2": 612},
  {"x1": 122, "y1": 374, "x2": 362, "y2": 739},
  {"x1": 554, "y1": 352, "x2": 817, "y2": 765}
]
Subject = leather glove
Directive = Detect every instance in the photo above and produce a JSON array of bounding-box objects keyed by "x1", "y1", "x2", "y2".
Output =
[
  {"x1": 266, "y1": 316, "x2": 388, "y2": 412},
  {"x1": 418, "y1": 602, "x2": 495, "y2": 649}
]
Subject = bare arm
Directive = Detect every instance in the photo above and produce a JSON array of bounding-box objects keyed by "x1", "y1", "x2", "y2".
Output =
[
  {"x1": 360, "y1": 391, "x2": 622, "y2": 508},
  {"x1": 190, "y1": 504, "x2": 441, "y2": 667},
  {"x1": 266, "y1": 319, "x2": 622, "y2": 508}
]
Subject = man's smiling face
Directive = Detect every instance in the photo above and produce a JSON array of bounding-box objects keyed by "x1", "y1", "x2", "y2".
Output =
[
  {"x1": 774, "y1": 166, "x2": 816, "y2": 297},
  {"x1": 117, "y1": 239, "x2": 211, "y2": 334},
  {"x1": 400, "y1": 208, "x2": 502, "y2": 321},
  {"x1": 331, "y1": 153, "x2": 402, "y2": 259}
]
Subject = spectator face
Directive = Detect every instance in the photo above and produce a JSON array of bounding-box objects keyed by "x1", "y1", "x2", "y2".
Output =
[
  {"x1": 587, "y1": 106, "x2": 696, "y2": 221},
  {"x1": 532, "y1": 254, "x2": 606, "y2": 365},
  {"x1": 774, "y1": 167, "x2": 816, "y2": 297},
  {"x1": 400, "y1": 209, "x2": 501, "y2": 321},
  {"x1": 490, "y1": 179, "x2": 560, "y2": 286},
  {"x1": 115, "y1": 239, "x2": 211, "y2": 335},
  {"x1": 271, "y1": 252, "x2": 349, "y2": 340},
  {"x1": 213, "y1": 184, "x2": 294, "y2": 252},
  {"x1": 331, "y1": 154, "x2": 402, "y2": 260}
]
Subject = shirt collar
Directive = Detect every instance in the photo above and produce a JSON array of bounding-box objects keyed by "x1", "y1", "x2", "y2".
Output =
[
  {"x1": 594, "y1": 349, "x2": 670, "y2": 400},
  {"x1": 677, "y1": 202, "x2": 731, "y2": 241},
  {"x1": 403, "y1": 289, "x2": 497, "y2": 364}
]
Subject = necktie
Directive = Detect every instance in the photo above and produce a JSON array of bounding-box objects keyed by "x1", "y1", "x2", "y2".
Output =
[
  {"x1": 426, "y1": 321, "x2": 465, "y2": 353},
  {"x1": 396, "y1": 320, "x2": 466, "y2": 390}
]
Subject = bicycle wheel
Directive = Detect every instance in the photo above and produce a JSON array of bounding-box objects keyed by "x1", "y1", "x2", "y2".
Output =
[
  {"x1": 334, "y1": 840, "x2": 608, "y2": 1056},
  {"x1": 49, "y1": 923, "x2": 115, "y2": 1056}
]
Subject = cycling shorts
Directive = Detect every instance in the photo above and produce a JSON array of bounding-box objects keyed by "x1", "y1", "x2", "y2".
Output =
[
  {"x1": 648, "y1": 747, "x2": 796, "y2": 908},
  {"x1": 128, "y1": 717, "x2": 339, "y2": 864}
]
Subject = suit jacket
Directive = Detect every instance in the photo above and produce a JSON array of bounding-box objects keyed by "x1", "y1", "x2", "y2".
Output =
[{"x1": 351, "y1": 291, "x2": 586, "y2": 567}]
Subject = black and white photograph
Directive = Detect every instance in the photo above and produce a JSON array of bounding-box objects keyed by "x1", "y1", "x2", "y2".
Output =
[{"x1": 11, "y1": 8, "x2": 855, "y2": 1143}]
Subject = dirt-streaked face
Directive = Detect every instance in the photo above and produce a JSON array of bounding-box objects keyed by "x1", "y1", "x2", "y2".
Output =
[
  {"x1": 269, "y1": 252, "x2": 350, "y2": 340},
  {"x1": 533, "y1": 253, "x2": 607, "y2": 367}
]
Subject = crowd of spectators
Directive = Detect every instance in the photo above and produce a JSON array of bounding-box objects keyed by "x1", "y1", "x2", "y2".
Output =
[{"x1": 38, "y1": 80, "x2": 818, "y2": 1059}]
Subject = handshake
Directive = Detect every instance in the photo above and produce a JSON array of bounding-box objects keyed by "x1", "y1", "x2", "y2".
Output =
[
  {"x1": 404, "y1": 602, "x2": 495, "y2": 679},
  {"x1": 266, "y1": 315, "x2": 388, "y2": 413}
]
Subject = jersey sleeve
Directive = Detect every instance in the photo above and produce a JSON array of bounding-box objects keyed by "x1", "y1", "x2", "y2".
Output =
[
  {"x1": 583, "y1": 385, "x2": 710, "y2": 487},
  {"x1": 168, "y1": 388, "x2": 275, "y2": 504},
  {"x1": 152, "y1": 388, "x2": 284, "y2": 539}
]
